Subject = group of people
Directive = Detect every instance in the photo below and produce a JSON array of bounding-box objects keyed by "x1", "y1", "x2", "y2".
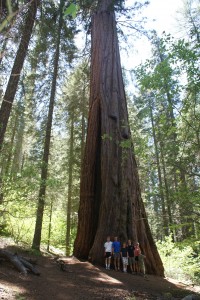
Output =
[{"x1": 104, "y1": 236, "x2": 146, "y2": 276}]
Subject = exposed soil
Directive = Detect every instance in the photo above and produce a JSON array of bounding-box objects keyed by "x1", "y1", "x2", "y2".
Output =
[{"x1": 0, "y1": 238, "x2": 200, "y2": 300}]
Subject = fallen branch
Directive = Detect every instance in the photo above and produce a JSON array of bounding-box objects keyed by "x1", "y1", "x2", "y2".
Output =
[
  {"x1": 18, "y1": 256, "x2": 40, "y2": 275},
  {"x1": 0, "y1": 249, "x2": 40, "y2": 276}
]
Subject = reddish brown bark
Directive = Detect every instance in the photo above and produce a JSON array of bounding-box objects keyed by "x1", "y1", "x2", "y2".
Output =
[{"x1": 74, "y1": 0, "x2": 164, "y2": 276}]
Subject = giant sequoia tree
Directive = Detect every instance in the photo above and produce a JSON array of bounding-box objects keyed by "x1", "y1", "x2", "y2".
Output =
[{"x1": 74, "y1": 0, "x2": 164, "y2": 276}]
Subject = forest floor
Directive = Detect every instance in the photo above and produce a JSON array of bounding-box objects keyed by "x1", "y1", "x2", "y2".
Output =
[{"x1": 0, "y1": 238, "x2": 200, "y2": 300}]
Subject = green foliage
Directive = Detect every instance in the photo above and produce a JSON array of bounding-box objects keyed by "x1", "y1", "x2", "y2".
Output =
[
  {"x1": 120, "y1": 139, "x2": 132, "y2": 149},
  {"x1": 0, "y1": 170, "x2": 38, "y2": 244},
  {"x1": 0, "y1": 0, "x2": 19, "y2": 33},
  {"x1": 132, "y1": 29, "x2": 200, "y2": 242},
  {"x1": 64, "y1": 3, "x2": 79, "y2": 19},
  {"x1": 42, "y1": 209, "x2": 67, "y2": 248},
  {"x1": 27, "y1": 248, "x2": 42, "y2": 257},
  {"x1": 157, "y1": 235, "x2": 200, "y2": 284},
  {"x1": 101, "y1": 133, "x2": 113, "y2": 141},
  {"x1": 15, "y1": 293, "x2": 26, "y2": 300}
]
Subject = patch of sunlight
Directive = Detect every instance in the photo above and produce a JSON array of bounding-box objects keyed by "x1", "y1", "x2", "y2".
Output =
[
  {"x1": 97, "y1": 275, "x2": 122, "y2": 284},
  {"x1": 0, "y1": 282, "x2": 27, "y2": 299}
]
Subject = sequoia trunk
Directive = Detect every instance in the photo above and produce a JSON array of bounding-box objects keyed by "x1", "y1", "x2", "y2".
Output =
[{"x1": 74, "y1": 0, "x2": 164, "y2": 276}]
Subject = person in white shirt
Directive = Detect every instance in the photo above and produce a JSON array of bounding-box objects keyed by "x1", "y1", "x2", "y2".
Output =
[{"x1": 104, "y1": 236, "x2": 112, "y2": 269}]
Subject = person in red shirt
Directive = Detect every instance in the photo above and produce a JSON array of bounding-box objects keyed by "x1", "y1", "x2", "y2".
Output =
[{"x1": 134, "y1": 242, "x2": 141, "y2": 274}]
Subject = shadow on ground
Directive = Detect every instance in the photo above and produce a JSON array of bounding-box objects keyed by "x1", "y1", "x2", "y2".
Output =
[{"x1": 0, "y1": 243, "x2": 199, "y2": 300}]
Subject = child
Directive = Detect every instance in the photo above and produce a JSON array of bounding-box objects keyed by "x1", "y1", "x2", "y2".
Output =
[
  {"x1": 138, "y1": 253, "x2": 146, "y2": 277},
  {"x1": 120, "y1": 242, "x2": 129, "y2": 273},
  {"x1": 104, "y1": 236, "x2": 112, "y2": 270},
  {"x1": 134, "y1": 242, "x2": 141, "y2": 274}
]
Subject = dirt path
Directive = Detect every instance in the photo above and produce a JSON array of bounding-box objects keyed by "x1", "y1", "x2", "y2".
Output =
[{"x1": 0, "y1": 241, "x2": 200, "y2": 300}]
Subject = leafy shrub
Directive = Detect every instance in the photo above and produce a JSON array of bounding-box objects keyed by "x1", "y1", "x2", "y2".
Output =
[{"x1": 157, "y1": 235, "x2": 200, "y2": 285}]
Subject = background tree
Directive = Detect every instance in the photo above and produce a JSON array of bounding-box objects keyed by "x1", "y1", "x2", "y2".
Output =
[
  {"x1": 32, "y1": 0, "x2": 77, "y2": 250},
  {"x1": 0, "y1": 0, "x2": 40, "y2": 151},
  {"x1": 133, "y1": 25, "x2": 200, "y2": 241},
  {"x1": 62, "y1": 62, "x2": 89, "y2": 255}
]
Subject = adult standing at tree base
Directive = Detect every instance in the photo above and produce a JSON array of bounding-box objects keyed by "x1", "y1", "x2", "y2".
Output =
[
  {"x1": 127, "y1": 239, "x2": 135, "y2": 274},
  {"x1": 104, "y1": 236, "x2": 112, "y2": 270},
  {"x1": 112, "y1": 237, "x2": 121, "y2": 271}
]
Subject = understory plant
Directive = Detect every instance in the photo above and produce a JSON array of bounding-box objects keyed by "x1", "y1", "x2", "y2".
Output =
[{"x1": 157, "y1": 235, "x2": 200, "y2": 285}]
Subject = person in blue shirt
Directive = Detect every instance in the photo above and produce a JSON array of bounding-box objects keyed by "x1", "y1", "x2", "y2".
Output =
[{"x1": 112, "y1": 236, "x2": 121, "y2": 271}]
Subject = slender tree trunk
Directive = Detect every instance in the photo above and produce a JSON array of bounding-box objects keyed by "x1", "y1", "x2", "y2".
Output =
[
  {"x1": 74, "y1": 0, "x2": 164, "y2": 276},
  {"x1": 47, "y1": 199, "x2": 53, "y2": 252},
  {"x1": 179, "y1": 168, "x2": 194, "y2": 239},
  {"x1": 165, "y1": 88, "x2": 179, "y2": 191},
  {"x1": 66, "y1": 113, "x2": 74, "y2": 256},
  {"x1": 4, "y1": 109, "x2": 19, "y2": 175},
  {"x1": 0, "y1": 178, "x2": 3, "y2": 203},
  {"x1": 149, "y1": 97, "x2": 168, "y2": 236},
  {"x1": 0, "y1": 37, "x2": 8, "y2": 66},
  {"x1": 11, "y1": 105, "x2": 25, "y2": 176},
  {"x1": 158, "y1": 43, "x2": 179, "y2": 196},
  {"x1": 32, "y1": 0, "x2": 63, "y2": 250},
  {"x1": 0, "y1": 0, "x2": 40, "y2": 152},
  {"x1": 0, "y1": 102, "x2": 21, "y2": 201},
  {"x1": 160, "y1": 141, "x2": 174, "y2": 238}
]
